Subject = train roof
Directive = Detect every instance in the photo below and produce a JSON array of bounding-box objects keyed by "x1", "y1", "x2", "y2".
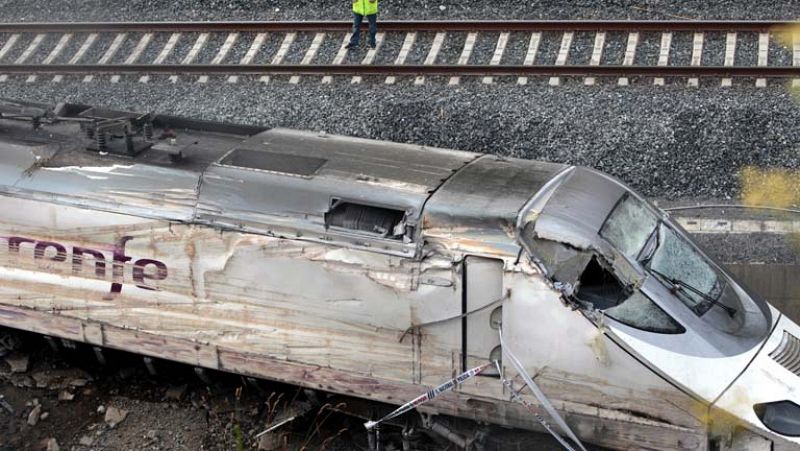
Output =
[{"x1": 0, "y1": 101, "x2": 568, "y2": 257}]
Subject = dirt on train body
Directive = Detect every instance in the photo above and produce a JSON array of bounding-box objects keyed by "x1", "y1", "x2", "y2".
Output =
[{"x1": 0, "y1": 99, "x2": 797, "y2": 450}]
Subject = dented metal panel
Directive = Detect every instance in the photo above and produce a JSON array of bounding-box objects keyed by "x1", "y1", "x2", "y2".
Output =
[
  {"x1": 424, "y1": 156, "x2": 567, "y2": 257},
  {"x1": 197, "y1": 158, "x2": 424, "y2": 257},
  {"x1": 529, "y1": 167, "x2": 626, "y2": 255},
  {"x1": 18, "y1": 164, "x2": 201, "y2": 221},
  {"x1": 196, "y1": 128, "x2": 478, "y2": 257},
  {"x1": 0, "y1": 141, "x2": 53, "y2": 182},
  {"x1": 240, "y1": 128, "x2": 478, "y2": 195}
]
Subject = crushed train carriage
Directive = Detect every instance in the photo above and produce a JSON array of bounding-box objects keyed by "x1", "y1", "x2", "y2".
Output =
[{"x1": 0, "y1": 100, "x2": 798, "y2": 450}]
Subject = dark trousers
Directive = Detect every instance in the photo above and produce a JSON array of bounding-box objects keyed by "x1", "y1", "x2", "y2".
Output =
[{"x1": 349, "y1": 13, "x2": 378, "y2": 47}]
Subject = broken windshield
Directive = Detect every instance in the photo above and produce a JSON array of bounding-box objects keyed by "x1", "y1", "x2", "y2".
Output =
[
  {"x1": 600, "y1": 193, "x2": 729, "y2": 318},
  {"x1": 646, "y1": 223, "x2": 725, "y2": 316},
  {"x1": 599, "y1": 193, "x2": 660, "y2": 260}
]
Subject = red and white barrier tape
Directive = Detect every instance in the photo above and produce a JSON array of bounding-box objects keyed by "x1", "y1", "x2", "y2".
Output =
[
  {"x1": 363, "y1": 361, "x2": 493, "y2": 430},
  {"x1": 363, "y1": 315, "x2": 586, "y2": 451}
]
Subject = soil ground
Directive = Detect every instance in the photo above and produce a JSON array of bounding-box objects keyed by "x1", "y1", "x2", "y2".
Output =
[{"x1": 0, "y1": 331, "x2": 573, "y2": 451}]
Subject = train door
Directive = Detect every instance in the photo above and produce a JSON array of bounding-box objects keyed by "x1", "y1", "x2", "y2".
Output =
[{"x1": 463, "y1": 256, "x2": 504, "y2": 374}]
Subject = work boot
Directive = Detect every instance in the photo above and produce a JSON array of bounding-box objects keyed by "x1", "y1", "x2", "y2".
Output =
[
  {"x1": 368, "y1": 42, "x2": 376, "y2": 49},
  {"x1": 346, "y1": 43, "x2": 358, "y2": 49}
]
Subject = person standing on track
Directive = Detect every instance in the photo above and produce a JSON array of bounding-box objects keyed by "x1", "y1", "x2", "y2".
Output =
[{"x1": 346, "y1": 0, "x2": 379, "y2": 49}]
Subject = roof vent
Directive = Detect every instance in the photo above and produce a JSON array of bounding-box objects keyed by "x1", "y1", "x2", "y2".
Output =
[
  {"x1": 325, "y1": 201, "x2": 407, "y2": 240},
  {"x1": 219, "y1": 149, "x2": 326, "y2": 177}
]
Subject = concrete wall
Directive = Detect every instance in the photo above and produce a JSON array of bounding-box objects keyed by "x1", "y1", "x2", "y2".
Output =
[{"x1": 727, "y1": 264, "x2": 800, "y2": 323}]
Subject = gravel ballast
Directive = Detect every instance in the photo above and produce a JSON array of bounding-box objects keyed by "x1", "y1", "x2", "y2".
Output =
[
  {"x1": 694, "y1": 233, "x2": 800, "y2": 264},
  {"x1": 2, "y1": 81, "x2": 799, "y2": 201},
  {"x1": 3, "y1": 0, "x2": 800, "y2": 22}
]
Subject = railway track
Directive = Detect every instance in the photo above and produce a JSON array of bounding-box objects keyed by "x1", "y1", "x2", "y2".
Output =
[{"x1": 2, "y1": 20, "x2": 800, "y2": 86}]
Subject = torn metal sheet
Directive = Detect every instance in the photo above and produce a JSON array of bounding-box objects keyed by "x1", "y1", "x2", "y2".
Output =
[{"x1": 423, "y1": 156, "x2": 566, "y2": 258}]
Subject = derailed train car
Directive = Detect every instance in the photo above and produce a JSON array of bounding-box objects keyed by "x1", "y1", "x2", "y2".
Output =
[{"x1": 0, "y1": 100, "x2": 798, "y2": 450}]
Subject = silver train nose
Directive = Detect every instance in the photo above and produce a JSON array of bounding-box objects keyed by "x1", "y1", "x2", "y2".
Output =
[{"x1": 715, "y1": 314, "x2": 800, "y2": 446}]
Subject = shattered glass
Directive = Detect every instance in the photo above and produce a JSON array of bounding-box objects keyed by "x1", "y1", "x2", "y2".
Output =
[
  {"x1": 599, "y1": 194, "x2": 659, "y2": 260},
  {"x1": 649, "y1": 224, "x2": 723, "y2": 315},
  {"x1": 605, "y1": 291, "x2": 684, "y2": 334},
  {"x1": 574, "y1": 256, "x2": 684, "y2": 334}
]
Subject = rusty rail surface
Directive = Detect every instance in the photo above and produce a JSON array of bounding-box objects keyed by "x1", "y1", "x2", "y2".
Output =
[{"x1": 0, "y1": 20, "x2": 797, "y2": 32}]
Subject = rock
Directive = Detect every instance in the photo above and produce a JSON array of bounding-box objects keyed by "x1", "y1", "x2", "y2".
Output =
[
  {"x1": 78, "y1": 435, "x2": 93, "y2": 446},
  {"x1": 27, "y1": 405, "x2": 41, "y2": 426},
  {"x1": 96, "y1": 405, "x2": 106, "y2": 414},
  {"x1": 0, "y1": 396, "x2": 14, "y2": 414},
  {"x1": 258, "y1": 432, "x2": 287, "y2": 451},
  {"x1": 0, "y1": 331, "x2": 21, "y2": 357},
  {"x1": 40, "y1": 411, "x2": 49, "y2": 421},
  {"x1": 165, "y1": 384, "x2": 187, "y2": 401},
  {"x1": 31, "y1": 368, "x2": 91, "y2": 389},
  {"x1": 69, "y1": 377, "x2": 89, "y2": 387},
  {"x1": 45, "y1": 438, "x2": 59, "y2": 451},
  {"x1": 58, "y1": 390, "x2": 75, "y2": 402},
  {"x1": 104, "y1": 406, "x2": 128, "y2": 427},
  {"x1": 31, "y1": 372, "x2": 50, "y2": 388},
  {"x1": 4, "y1": 353, "x2": 29, "y2": 373}
]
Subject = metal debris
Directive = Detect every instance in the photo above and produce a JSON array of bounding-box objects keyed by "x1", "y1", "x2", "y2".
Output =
[{"x1": 499, "y1": 329, "x2": 587, "y2": 451}]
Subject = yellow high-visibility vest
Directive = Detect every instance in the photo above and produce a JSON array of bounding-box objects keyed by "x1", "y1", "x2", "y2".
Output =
[{"x1": 353, "y1": 0, "x2": 378, "y2": 15}]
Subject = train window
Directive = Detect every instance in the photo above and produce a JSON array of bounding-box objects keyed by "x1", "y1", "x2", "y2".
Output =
[
  {"x1": 325, "y1": 201, "x2": 408, "y2": 240},
  {"x1": 646, "y1": 223, "x2": 726, "y2": 317},
  {"x1": 575, "y1": 256, "x2": 684, "y2": 334},
  {"x1": 605, "y1": 291, "x2": 685, "y2": 334},
  {"x1": 600, "y1": 193, "x2": 659, "y2": 260}
]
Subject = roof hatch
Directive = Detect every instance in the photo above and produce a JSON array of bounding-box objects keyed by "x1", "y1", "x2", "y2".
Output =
[{"x1": 219, "y1": 148, "x2": 327, "y2": 177}]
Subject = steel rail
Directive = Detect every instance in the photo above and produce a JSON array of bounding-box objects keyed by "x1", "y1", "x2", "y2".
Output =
[
  {"x1": 4, "y1": 64, "x2": 800, "y2": 77},
  {"x1": 0, "y1": 20, "x2": 798, "y2": 33}
]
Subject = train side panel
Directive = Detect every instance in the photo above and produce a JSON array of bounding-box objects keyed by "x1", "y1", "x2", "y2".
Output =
[{"x1": 0, "y1": 195, "x2": 709, "y2": 449}]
